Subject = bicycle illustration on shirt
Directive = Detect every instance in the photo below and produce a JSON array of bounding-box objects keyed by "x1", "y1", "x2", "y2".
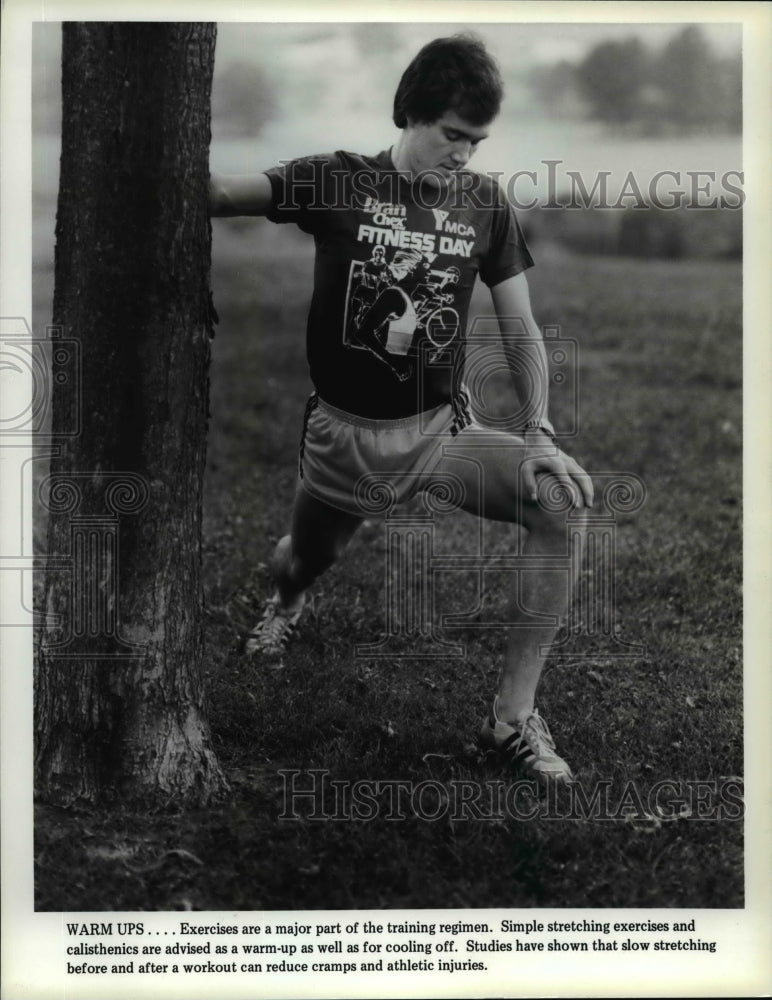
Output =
[{"x1": 343, "y1": 246, "x2": 462, "y2": 382}]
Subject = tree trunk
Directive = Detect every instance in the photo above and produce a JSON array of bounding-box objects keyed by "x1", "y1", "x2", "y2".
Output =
[{"x1": 35, "y1": 22, "x2": 227, "y2": 806}]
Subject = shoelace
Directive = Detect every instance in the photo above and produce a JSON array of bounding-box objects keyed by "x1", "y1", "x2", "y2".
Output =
[
  {"x1": 519, "y1": 711, "x2": 557, "y2": 756},
  {"x1": 255, "y1": 603, "x2": 295, "y2": 649}
]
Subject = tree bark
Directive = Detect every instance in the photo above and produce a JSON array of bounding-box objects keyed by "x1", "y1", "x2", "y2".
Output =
[{"x1": 35, "y1": 22, "x2": 227, "y2": 806}]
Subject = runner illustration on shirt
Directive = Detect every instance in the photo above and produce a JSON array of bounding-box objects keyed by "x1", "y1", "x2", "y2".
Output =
[{"x1": 344, "y1": 247, "x2": 462, "y2": 381}]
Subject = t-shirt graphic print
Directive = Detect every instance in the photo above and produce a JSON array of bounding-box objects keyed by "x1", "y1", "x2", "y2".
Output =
[
  {"x1": 344, "y1": 244, "x2": 462, "y2": 383},
  {"x1": 264, "y1": 149, "x2": 534, "y2": 418}
]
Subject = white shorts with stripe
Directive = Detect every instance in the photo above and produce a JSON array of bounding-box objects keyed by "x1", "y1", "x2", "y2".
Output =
[{"x1": 298, "y1": 392, "x2": 481, "y2": 517}]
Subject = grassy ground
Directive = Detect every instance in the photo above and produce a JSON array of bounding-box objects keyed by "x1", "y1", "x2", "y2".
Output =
[{"x1": 34, "y1": 221, "x2": 743, "y2": 911}]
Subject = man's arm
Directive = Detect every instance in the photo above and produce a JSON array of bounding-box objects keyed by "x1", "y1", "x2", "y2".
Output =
[
  {"x1": 209, "y1": 172, "x2": 273, "y2": 217},
  {"x1": 490, "y1": 272, "x2": 552, "y2": 433},
  {"x1": 491, "y1": 273, "x2": 594, "y2": 507}
]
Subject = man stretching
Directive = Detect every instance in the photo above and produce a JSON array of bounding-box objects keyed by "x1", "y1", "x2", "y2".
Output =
[{"x1": 210, "y1": 35, "x2": 593, "y2": 786}]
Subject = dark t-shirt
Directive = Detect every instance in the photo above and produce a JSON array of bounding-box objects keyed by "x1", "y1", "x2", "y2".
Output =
[{"x1": 265, "y1": 148, "x2": 533, "y2": 418}]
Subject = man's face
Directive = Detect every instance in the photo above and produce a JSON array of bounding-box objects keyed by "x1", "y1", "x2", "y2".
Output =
[{"x1": 400, "y1": 109, "x2": 491, "y2": 186}]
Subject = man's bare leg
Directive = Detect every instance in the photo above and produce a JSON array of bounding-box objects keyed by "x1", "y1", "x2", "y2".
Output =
[
  {"x1": 431, "y1": 431, "x2": 588, "y2": 725},
  {"x1": 271, "y1": 483, "x2": 365, "y2": 609},
  {"x1": 246, "y1": 484, "x2": 365, "y2": 658},
  {"x1": 495, "y1": 498, "x2": 586, "y2": 724}
]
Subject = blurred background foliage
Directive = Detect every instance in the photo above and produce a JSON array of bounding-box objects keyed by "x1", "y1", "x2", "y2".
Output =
[
  {"x1": 540, "y1": 26, "x2": 742, "y2": 132},
  {"x1": 33, "y1": 20, "x2": 742, "y2": 269},
  {"x1": 206, "y1": 22, "x2": 741, "y2": 139},
  {"x1": 34, "y1": 22, "x2": 741, "y2": 139}
]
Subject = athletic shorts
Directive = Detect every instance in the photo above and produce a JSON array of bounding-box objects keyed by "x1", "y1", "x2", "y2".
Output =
[{"x1": 298, "y1": 392, "x2": 480, "y2": 517}]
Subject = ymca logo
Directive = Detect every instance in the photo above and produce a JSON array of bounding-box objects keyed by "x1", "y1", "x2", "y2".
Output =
[{"x1": 431, "y1": 209, "x2": 476, "y2": 238}]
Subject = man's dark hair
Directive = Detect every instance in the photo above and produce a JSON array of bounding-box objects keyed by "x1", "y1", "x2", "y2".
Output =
[{"x1": 392, "y1": 34, "x2": 503, "y2": 129}]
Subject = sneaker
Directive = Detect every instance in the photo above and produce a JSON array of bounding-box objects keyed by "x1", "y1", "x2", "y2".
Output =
[
  {"x1": 479, "y1": 698, "x2": 574, "y2": 785},
  {"x1": 245, "y1": 594, "x2": 305, "y2": 661}
]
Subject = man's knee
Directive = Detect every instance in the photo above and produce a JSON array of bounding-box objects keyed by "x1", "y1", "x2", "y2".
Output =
[{"x1": 523, "y1": 476, "x2": 588, "y2": 540}]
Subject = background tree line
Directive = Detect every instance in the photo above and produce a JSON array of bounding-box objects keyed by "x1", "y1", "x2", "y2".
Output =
[{"x1": 531, "y1": 26, "x2": 741, "y2": 133}]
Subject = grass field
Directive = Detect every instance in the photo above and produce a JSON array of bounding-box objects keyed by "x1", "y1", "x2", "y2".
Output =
[{"x1": 34, "y1": 221, "x2": 743, "y2": 911}]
